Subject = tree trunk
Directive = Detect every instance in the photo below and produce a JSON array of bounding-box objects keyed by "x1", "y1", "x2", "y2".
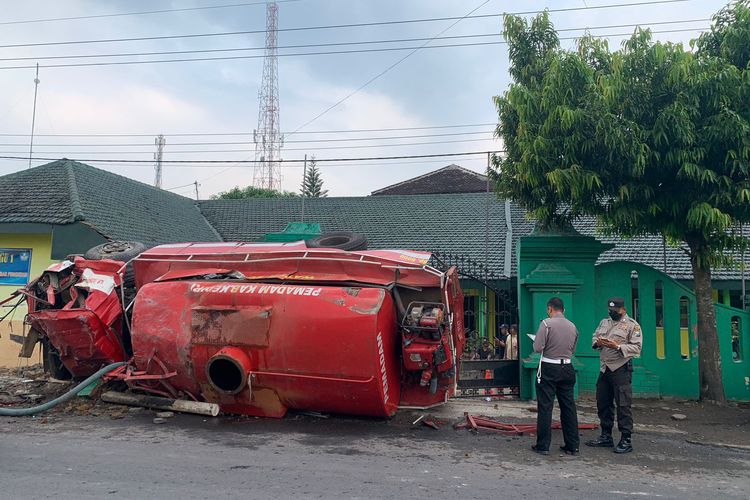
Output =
[{"x1": 689, "y1": 247, "x2": 726, "y2": 404}]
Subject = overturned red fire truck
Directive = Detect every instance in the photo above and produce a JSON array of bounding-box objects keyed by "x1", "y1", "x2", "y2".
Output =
[{"x1": 13, "y1": 240, "x2": 465, "y2": 418}]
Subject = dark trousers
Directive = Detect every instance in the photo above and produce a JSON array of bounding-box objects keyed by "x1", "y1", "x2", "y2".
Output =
[
  {"x1": 536, "y1": 363, "x2": 579, "y2": 451},
  {"x1": 595, "y1": 363, "x2": 633, "y2": 438}
]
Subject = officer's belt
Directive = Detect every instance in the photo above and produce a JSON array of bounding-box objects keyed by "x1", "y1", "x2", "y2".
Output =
[{"x1": 541, "y1": 356, "x2": 571, "y2": 365}]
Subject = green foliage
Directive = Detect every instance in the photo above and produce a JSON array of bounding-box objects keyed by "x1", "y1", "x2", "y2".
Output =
[
  {"x1": 210, "y1": 185, "x2": 298, "y2": 199},
  {"x1": 494, "y1": 1, "x2": 750, "y2": 402},
  {"x1": 493, "y1": 3, "x2": 750, "y2": 268},
  {"x1": 300, "y1": 157, "x2": 328, "y2": 198}
]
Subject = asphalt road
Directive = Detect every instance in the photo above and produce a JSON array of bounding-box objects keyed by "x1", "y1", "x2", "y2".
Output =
[{"x1": 1, "y1": 408, "x2": 749, "y2": 500}]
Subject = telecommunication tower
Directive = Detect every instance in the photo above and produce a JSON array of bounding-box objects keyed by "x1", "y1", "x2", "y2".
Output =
[
  {"x1": 252, "y1": 1, "x2": 283, "y2": 191},
  {"x1": 154, "y1": 134, "x2": 166, "y2": 188}
]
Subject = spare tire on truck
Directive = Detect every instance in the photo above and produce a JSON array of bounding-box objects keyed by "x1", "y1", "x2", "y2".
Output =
[
  {"x1": 307, "y1": 231, "x2": 367, "y2": 251},
  {"x1": 84, "y1": 240, "x2": 148, "y2": 287}
]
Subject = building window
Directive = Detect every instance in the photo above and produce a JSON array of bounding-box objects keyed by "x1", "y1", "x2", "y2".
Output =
[
  {"x1": 679, "y1": 296, "x2": 691, "y2": 360},
  {"x1": 630, "y1": 270, "x2": 640, "y2": 323},
  {"x1": 655, "y1": 281, "x2": 665, "y2": 359},
  {"x1": 731, "y1": 316, "x2": 743, "y2": 362}
]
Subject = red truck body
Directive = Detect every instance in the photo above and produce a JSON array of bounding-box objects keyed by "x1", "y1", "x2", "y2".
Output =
[{"x1": 21, "y1": 241, "x2": 465, "y2": 418}]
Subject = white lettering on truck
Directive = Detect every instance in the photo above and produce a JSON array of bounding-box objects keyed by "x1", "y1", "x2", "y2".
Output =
[
  {"x1": 190, "y1": 283, "x2": 321, "y2": 296},
  {"x1": 376, "y1": 332, "x2": 390, "y2": 404}
]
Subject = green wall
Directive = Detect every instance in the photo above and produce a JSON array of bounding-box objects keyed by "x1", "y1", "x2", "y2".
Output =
[
  {"x1": 595, "y1": 262, "x2": 699, "y2": 398},
  {"x1": 517, "y1": 233, "x2": 750, "y2": 402},
  {"x1": 516, "y1": 234, "x2": 612, "y2": 400}
]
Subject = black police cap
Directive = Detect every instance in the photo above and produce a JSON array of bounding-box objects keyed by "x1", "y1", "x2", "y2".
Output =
[{"x1": 608, "y1": 297, "x2": 625, "y2": 308}]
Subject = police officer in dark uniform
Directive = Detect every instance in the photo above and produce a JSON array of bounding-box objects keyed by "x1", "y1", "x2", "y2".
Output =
[
  {"x1": 586, "y1": 297, "x2": 643, "y2": 454},
  {"x1": 531, "y1": 297, "x2": 580, "y2": 456}
]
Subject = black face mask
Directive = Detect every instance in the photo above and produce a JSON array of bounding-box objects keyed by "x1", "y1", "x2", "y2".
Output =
[{"x1": 609, "y1": 310, "x2": 623, "y2": 321}]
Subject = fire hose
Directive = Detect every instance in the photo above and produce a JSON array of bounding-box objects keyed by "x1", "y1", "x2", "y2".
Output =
[{"x1": 0, "y1": 361, "x2": 126, "y2": 417}]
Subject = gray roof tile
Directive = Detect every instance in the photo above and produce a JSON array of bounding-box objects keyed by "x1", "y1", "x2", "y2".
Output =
[
  {"x1": 0, "y1": 159, "x2": 220, "y2": 246},
  {"x1": 201, "y1": 194, "x2": 750, "y2": 282}
]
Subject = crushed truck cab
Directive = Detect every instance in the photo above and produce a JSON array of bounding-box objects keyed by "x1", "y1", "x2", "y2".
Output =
[{"x1": 18, "y1": 241, "x2": 465, "y2": 418}]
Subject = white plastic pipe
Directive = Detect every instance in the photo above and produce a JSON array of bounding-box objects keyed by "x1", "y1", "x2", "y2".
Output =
[{"x1": 101, "y1": 391, "x2": 220, "y2": 417}]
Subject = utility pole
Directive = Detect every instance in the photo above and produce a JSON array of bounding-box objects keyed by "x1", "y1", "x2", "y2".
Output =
[
  {"x1": 252, "y1": 1, "x2": 283, "y2": 191},
  {"x1": 153, "y1": 134, "x2": 166, "y2": 188},
  {"x1": 28, "y1": 64, "x2": 40, "y2": 169},
  {"x1": 194, "y1": 181, "x2": 200, "y2": 200},
  {"x1": 301, "y1": 154, "x2": 307, "y2": 222},
  {"x1": 484, "y1": 152, "x2": 490, "y2": 339}
]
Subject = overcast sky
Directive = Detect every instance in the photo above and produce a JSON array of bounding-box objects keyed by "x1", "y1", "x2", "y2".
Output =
[{"x1": 0, "y1": 0, "x2": 728, "y2": 198}]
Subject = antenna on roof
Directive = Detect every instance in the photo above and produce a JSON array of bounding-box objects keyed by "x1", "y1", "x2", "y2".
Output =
[
  {"x1": 27, "y1": 64, "x2": 40, "y2": 169},
  {"x1": 154, "y1": 134, "x2": 166, "y2": 188}
]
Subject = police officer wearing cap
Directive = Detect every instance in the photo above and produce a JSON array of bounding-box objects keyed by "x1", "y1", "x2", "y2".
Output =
[
  {"x1": 586, "y1": 297, "x2": 643, "y2": 454},
  {"x1": 531, "y1": 297, "x2": 580, "y2": 456}
]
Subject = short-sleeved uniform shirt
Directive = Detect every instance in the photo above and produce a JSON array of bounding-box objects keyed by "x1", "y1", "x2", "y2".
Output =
[{"x1": 592, "y1": 313, "x2": 643, "y2": 372}]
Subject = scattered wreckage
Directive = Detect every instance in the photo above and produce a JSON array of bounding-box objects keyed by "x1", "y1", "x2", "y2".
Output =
[{"x1": 1, "y1": 238, "x2": 465, "y2": 418}]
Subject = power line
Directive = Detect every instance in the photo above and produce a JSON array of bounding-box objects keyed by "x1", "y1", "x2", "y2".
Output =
[
  {"x1": 0, "y1": 130, "x2": 495, "y2": 146},
  {"x1": 2, "y1": 153, "x2": 489, "y2": 171},
  {"x1": 0, "y1": 18, "x2": 709, "y2": 62},
  {"x1": 0, "y1": 1, "x2": 300, "y2": 26},
  {"x1": 1, "y1": 150, "x2": 505, "y2": 164},
  {"x1": 163, "y1": 156, "x2": 489, "y2": 189},
  {"x1": 288, "y1": 5, "x2": 700, "y2": 134},
  {"x1": 0, "y1": 137, "x2": 499, "y2": 155},
  {"x1": 0, "y1": 122, "x2": 496, "y2": 137},
  {"x1": 0, "y1": 27, "x2": 706, "y2": 71},
  {"x1": 0, "y1": 0, "x2": 695, "y2": 50}
]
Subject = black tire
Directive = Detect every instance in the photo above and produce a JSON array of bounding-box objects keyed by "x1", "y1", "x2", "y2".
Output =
[
  {"x1": 43, "y1": 342, "x2": 72, "y2": 381},
  {"x1": 307, "y1": 231, "x2": 368, "y2": 251},
  {"x1": 84, "y1": 241, "x2": 148, "y2": 287}
]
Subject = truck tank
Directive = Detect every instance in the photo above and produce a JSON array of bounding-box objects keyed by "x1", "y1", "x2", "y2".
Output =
[{"x1": 131, "y1": 281, "x2": 401, "y2": 418}]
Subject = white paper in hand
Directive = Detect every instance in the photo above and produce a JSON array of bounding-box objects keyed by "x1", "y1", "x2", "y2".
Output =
[{"x1": 527, "y1": 334, "x2": 536, "y2": 341}]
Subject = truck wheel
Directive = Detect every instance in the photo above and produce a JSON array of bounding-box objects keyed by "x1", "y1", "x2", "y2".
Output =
[
  {"x1": 43, "y1": 342, "x2": 72, "y2": 381},
  {"x1": 84, "y1": 241, "x2": 148, "y2": 287},
  {"x1": 307, "y1": 231, "x2": 368, "y2": 251}
]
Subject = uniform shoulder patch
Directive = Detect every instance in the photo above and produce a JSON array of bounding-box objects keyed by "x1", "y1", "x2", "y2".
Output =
[{"x1": 632, "y1": 325, "x2": 642, "y2": 337}]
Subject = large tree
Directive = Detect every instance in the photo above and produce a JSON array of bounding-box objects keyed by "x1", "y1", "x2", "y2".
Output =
[
  {"x1": 211, "y1": 185, "x2": 298, "y2": 200},
  {"x1": 300, "y1": 157, "x2": 328, "y2": 198},
  {"x1": 493, "y1": 2, "x2": 750, "y2": 403}
]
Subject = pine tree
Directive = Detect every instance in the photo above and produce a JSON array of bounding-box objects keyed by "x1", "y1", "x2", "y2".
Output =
[{"x1": 300, "y1": 157, "x2": 328, "y2": 198}]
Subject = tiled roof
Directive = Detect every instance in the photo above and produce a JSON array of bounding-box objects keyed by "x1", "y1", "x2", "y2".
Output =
[
  {"x1": 2, "y1": 160, "x2": 746, "y2": 282},
  {"x1": 200, "y1": 192, "x2": 515, "y2": 277},
  {"x1": 201, "y1": 194, "x2": 750, "y2": 281},
  {"x1": 371, "y1": 164, "x2": 489, "y2": 195},
  {"x1": 574, "y1": 219, "x2": 750, "y2": 281},
  {"x1": 0, "y1": 159, "x2": 220, "y2": 246}
]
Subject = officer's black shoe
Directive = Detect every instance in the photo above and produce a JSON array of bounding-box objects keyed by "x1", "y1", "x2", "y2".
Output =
[
  {"x1": 559, "y1": 445, "x2": 579, "y2": 456},
  {"x1": 613, "y1": 437, "x2": 633, "y2": 454},
  {"x1": 585, "y1": 434, "x2": 614, "y2": 447},
  {"x1": 531, "y1": 444, "x2": 549, "y2": 455}
]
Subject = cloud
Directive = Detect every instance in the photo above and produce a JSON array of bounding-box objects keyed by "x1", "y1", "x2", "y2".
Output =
[{"x1": 38, "y1": 84, "x2": 211, "y2": 132}]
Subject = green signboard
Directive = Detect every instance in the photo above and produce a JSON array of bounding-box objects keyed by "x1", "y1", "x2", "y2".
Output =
[{"x1": 0, "y1": 248, "x2": 32, "y2": 285}]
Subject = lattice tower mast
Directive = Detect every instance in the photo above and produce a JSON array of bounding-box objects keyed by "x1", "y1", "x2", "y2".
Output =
[
  {"x1": 252, "y1": 1, "x2": 283, "y2": 191},
  {"x1": 154, "y1": 134, "x2": 165, "y2": 188}
]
